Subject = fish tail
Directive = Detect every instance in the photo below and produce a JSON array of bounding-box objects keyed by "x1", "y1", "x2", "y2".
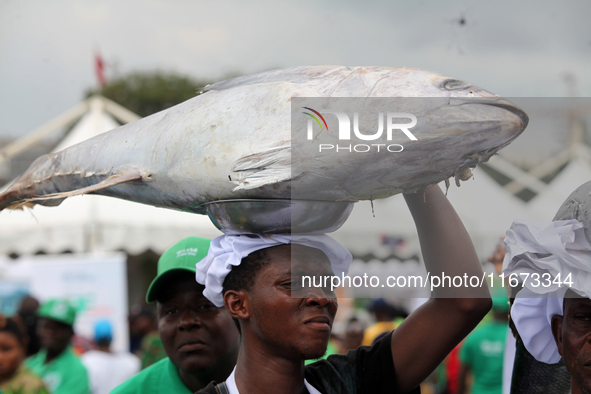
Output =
[
  {"x1": 0, "y1": 180, "x2": 66, "y2": 211},
  {"x1": 0, "y1": 168, "x2": 146, "y2": 211},
  {"x1": 22, "y1": 169, "x2": 145, "y2": 203},
  {"x1": 0, "y1": 188, "x2": 19, "y2": 211}
]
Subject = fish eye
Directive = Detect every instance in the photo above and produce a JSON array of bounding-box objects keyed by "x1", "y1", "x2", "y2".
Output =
[{"x1": 443, "y1": 79, "x2": 471, "y2": 90}]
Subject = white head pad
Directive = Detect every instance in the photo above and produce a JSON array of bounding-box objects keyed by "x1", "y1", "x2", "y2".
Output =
[
  {"x1": 195, "y1": 234, "x2": 352, "y2": 307},
  {"x1": 503, "y1": 218, "x2": 591, "y2": 364}
]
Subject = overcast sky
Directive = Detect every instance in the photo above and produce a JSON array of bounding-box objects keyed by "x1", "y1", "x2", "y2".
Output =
[{"x1": 1, "y1": 0, "x2": 590, "y2": 150}]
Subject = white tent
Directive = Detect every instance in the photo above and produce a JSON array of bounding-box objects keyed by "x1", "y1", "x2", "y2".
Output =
[
  {"x1": 332, "y1": 164, "x2": 533, "y2": 260},
  {"x1": 526, "y1": 144, "x2": 591, "y2": 221},
  {"x1": 331, "y1": 196, "x2": 416, "y2": 259},
  {"x1": 0, "y1": 96, "x2": 221, "y2": 256},
  {"x1": 443, "y1": 166, "x2": 535, "y2": 257}
]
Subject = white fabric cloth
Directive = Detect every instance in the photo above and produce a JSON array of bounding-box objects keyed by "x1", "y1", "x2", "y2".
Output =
[
  {"x1": 81, "y1": 350, "x2": 140, "y2": 394},
  {"x1": 226, "y1": 368, "x2": 239, "y2": 394},
  {"x1": 225, "y1": 367, "x2": 322, "y2": 394},
  {"x1": 195, "y1": 234, "x2": 352, "y2": 307},
  {"x1": 502, "y1": 218, "x2": 591, "y2": 364},
  {"x1": 511, "y1": 287, "x2": 565, "y2": 363},
  {"x1": 503, "y1": 219, "x2": 591, "y2": 297}
]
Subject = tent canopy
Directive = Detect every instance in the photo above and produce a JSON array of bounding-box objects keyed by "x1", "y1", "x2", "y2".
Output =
[
  {"x1": 331, "y1": 166, "x2": 533, "y2": 260},
  {"x1": 0, "y1": 96, "x2": 221, "y2": 255}
]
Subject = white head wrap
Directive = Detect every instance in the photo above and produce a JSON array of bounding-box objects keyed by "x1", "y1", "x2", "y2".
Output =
[
  {"x1": 195, "y1": 234, "x2": 352, "y2": 307},
  {"x1": 502, "y1": 218, "x2": 591, "y2": 364}
]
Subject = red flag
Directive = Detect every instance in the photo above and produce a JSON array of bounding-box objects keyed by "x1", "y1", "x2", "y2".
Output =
[{"x1": 95, "y1": 52, "x2": 106, "y2": 87}]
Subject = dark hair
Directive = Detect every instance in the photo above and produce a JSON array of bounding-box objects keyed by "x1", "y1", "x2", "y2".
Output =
[
  {"x1": 0, "y1": 315, "x2": 28, "y2": 347},
  {"x1": 222, "y1": 248, "x2": 274, "y2": 295}
]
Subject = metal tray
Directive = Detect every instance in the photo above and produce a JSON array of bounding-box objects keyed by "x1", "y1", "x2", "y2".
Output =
[{"x1": 205, "y1": 199, "x2": 354, "y2": 234}]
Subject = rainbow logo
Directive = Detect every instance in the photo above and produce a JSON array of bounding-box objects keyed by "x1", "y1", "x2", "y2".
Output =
[{"x1": 302, "y1": 107, "x2": 329, "y2": 131}]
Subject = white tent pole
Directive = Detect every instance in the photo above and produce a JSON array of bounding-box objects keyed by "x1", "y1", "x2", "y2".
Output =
[
  {"x1": 504, "y1": 117, "x2": 590, "y2": 196},
  {"x1": 485, "y1": 156, "x2": 549, "y2": 194},
  {"x1": 0, "y1": 101, "x2": 89, "y2": 162},
  {"x1": 504, "y1": 149, "x2": 571, "y2": 194},
  {"x1": 101, "y1": 96, "x2": 141, "y2": 124}
]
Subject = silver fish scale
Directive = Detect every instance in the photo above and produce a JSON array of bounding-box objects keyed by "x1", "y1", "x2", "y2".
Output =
[{"x1": 0, "y1": 66, "x2": 528, "y2": 214}]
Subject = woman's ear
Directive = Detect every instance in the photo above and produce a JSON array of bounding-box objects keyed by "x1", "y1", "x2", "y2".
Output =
[{"x1": 224, "y1": 290, "x2": 251, "y2": 320}]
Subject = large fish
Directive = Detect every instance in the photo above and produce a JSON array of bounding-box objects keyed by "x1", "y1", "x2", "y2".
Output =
[{"x1": 0, "y1": 66, "x2": 528, "y2": 214}]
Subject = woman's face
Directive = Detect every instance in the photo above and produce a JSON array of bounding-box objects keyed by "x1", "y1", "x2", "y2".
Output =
[{"x1": 0, "y1": 332, "x2": 24, "y2": 382}]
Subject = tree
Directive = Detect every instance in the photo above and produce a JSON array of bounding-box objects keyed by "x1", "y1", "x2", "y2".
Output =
[{"x1": 85, "y1": 71, "x2": 214, "y2": 117}]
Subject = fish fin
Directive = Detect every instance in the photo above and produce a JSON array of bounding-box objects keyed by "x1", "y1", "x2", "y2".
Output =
[
  {"x1": 0, "y1": 192, "x2": 13, "y2": 207},
  {"x1": 23, "y1": 170, "x2": 145, "y2": 203},
  {"x1": 0, "y1": 189, "x2": 22, "y2": 211},
  {"x1": 231, "y1": 146, "x2": 291, "y2": 191},
  {"x1": 38, "y1": 198, "x2": 67, "y2": 207},
  {"x1": 4, "y1": 201, "x2": 31, "y2": 210}
]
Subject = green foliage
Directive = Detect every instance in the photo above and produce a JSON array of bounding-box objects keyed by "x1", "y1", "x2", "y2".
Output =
[{"x1": 85, "y1": 72, "x2": 213, "y2": 117}]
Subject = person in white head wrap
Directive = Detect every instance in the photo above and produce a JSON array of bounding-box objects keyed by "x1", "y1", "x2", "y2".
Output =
[
  {"x1": 193, "y1": 185, "x2": 492, "y2": 394},
  {"x1": 503, "y1": 180, "x2": 591, "y2": 394},
  {"x1": 195, "y1": 233, "x2": 352, "y2": 308}
]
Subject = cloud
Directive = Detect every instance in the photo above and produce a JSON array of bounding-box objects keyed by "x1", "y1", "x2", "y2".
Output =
[{"x1": 0, "y1": 0, "x2": 590, "y2": 138}]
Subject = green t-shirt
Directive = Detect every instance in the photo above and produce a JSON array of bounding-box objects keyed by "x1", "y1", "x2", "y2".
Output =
[
  {"x1": 25, "y1": 347, "x2": 90, "y2": 394},
  {"x1": 460, "y1": 321, "x2": 507, "y2": 394},
  {"x1": 111, "y1": 357, "x2": 192, "y2": 394}
]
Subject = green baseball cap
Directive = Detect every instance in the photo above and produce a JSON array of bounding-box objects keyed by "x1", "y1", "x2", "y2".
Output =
[
  {"x1": 146, "y1": 237, "x2": 211, "y2": 303},
  {"x1": 38, "y1": 299, "x2": 77, "y2": 327},
  {"x1": 491, "y1": 286, "x2": 510, "y2": 313}
]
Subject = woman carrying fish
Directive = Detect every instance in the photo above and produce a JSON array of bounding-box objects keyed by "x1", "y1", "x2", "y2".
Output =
[
  {"x1": 194, "y1": 185, "x2": 492, "y2": 394},
  {"x1": 0, "y1": 65, "x2": 529, "y2": 393}
]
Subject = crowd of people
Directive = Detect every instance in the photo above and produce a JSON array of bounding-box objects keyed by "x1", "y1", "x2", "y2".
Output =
[{"x1": 1, "y1": 184, "x2": 591, "y2": 394}]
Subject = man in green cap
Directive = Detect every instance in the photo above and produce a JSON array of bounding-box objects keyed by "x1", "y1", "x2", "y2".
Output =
[
  {"x1": 112, "y1": 236, "x2": 241, "y2": 394},
  {"x1": 459, "y1": 288, "x2": 510, "y2": 394},
  {"x1": 25, "y1": 299, "x2": 90, "y2": 394}
]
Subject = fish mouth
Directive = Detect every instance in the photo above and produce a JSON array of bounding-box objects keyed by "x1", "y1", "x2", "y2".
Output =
[{"x1": 449, "y1": 97, "x2": 529, "y2": 131}]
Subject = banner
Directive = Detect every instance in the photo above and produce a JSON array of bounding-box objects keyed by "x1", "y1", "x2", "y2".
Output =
[{"x1": 3, "y1": 253, "x2": 128, "y2": 353}]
